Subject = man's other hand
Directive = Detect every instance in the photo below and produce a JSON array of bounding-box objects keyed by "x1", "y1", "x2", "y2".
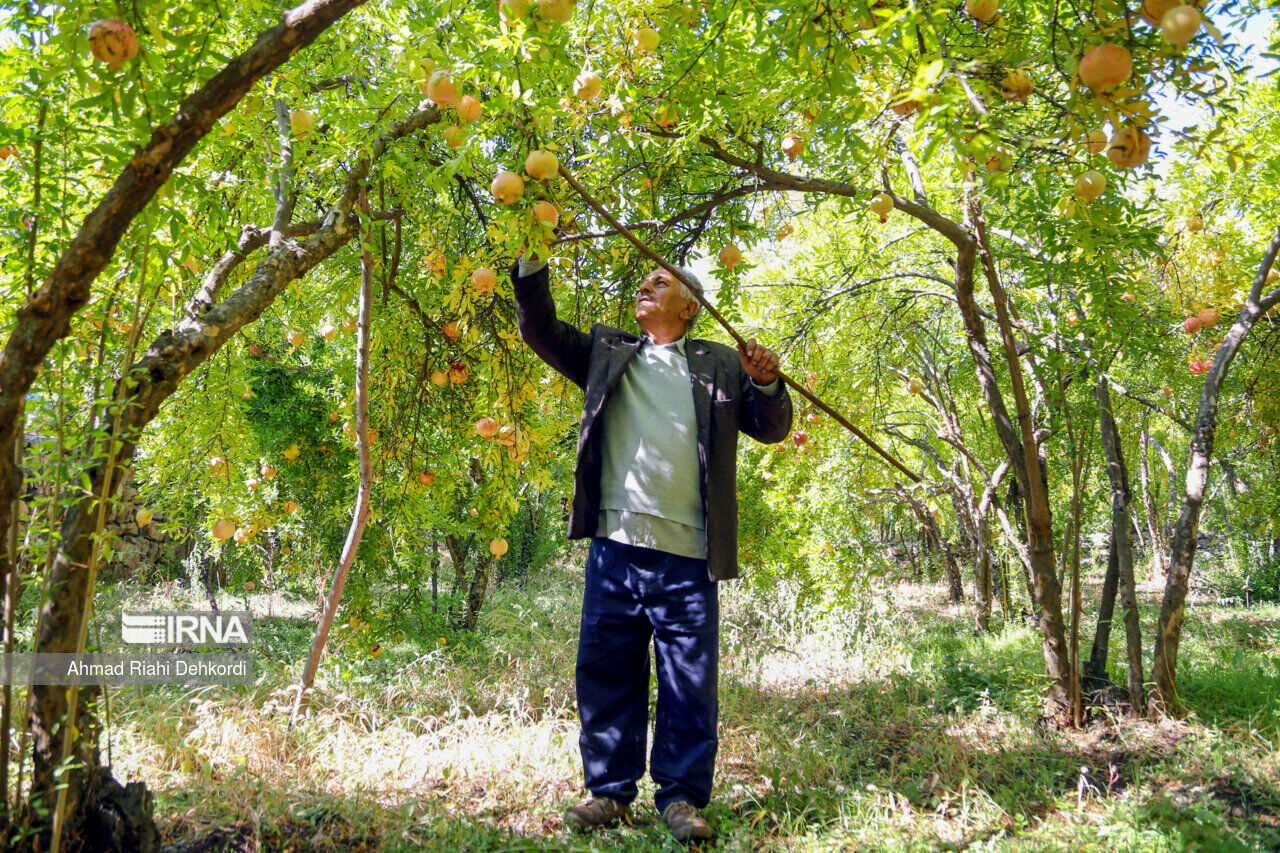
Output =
[{"x1": 739, "y1": 338, "x2": 779, "y2": 385}]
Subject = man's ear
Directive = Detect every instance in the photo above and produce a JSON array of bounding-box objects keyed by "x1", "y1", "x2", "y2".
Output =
[{"x1": 681, "y1": 298, "x2": 698, "y2": 321}]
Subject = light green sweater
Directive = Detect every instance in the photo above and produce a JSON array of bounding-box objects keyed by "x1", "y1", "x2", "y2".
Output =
[{"x1": 518, "y1": 255, "x2": 778, "y2": 560}]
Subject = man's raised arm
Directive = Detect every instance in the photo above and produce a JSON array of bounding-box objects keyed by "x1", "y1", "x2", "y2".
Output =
[{"x1": 510, "y1": 255, "x2": 593, "y2": 389}]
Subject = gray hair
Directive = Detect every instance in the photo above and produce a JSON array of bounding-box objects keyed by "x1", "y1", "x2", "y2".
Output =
[{"x1": 673, "y1": 265, "x2": 703, "y2": 331}]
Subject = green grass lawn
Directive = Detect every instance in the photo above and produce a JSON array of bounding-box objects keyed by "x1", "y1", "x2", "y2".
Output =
[{"x1": 75, "y1": 556, "x2": 1280, "y2": 851}]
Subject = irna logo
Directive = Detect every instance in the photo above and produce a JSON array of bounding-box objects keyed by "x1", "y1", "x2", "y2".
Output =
[{"x1": 121, "y1": 611, "x2": 252, "y2": 647}]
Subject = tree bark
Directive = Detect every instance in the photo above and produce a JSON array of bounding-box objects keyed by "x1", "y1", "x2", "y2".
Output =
[
  {"x1": 462, "y1": 555, "x2": 496, "y2": 632},
  {"x1": 1093, "y1": 377, "x2": 1145, "y2": 713},
  {"x1": 1152, "y1": 229, "x2": 1280, "y2": 716},
  {"x1": 1139, "y1": 417, "x2": 1168, "y2": 582},
  {"x1": 968, "y1": 198, "x2": 1071, "y2": 721}
]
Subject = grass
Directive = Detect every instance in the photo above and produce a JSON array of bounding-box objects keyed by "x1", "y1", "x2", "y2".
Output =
[{"x1": 45, "y1": 551, "x2": 1280, "y2": 851}]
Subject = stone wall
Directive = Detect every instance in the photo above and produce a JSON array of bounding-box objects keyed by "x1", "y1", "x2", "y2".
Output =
[{"x1": 16, "y1": 433, "x2": 184, "y2": 579}]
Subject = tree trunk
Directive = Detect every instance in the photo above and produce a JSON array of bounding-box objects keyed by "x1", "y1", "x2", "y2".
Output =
[
  {"x1": 968, "y1": 198, "x2": 1070, "y2": 721},
  {"x1": 1152, "y1": 228, "x2": 1280, "y2": 716},
  {"x1": 19, "y1": 106, "x2": 438, "y2": 845},
  {"x1": 1092, "y1": 378, "x2": 1145, "y2": 713},
  {"x1": 290, "y1": 191, "x2": 377, "y2": 723},
  {"x1": 462, "y1": 555, "x2": 496, "y2": 632},
  {"x1": 1139, "y1": 419, "x2": 1168, "y2": 583}
]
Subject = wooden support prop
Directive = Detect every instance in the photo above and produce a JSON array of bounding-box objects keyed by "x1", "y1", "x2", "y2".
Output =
[{"x1": 556, "y1": 163, "x2": 920, "y2": 484}]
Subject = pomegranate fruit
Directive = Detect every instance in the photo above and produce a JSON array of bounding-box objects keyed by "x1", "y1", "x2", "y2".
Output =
[
  {"x1": 524, "y1": 149, "x2": 558, "y2": 179},
  {"x1": 1184, "y1": 315, "x2": 1202, "y2": 333},
  {"x1": 490, "y1": 170, "x2": 526, "y2": 204},
  {"x1": 1078, "y1": 43, "x2": 1132, "y2": 90},
  {"x1": 889, "y1": 94, "x2": 922, "y2": 116},
  {"x1": 532, "y1": 200, "x2": 559, "y2": 227},
  {"x1": 490, "y1": 538, "x2": 509, "y2": 557},
  {"x1": 471, "y1": 266, "x2": 497, "y2": 294},
  {"x1": 1161, "y1": 5, "x2": 1201, "y2": 45},
  {"x1": 212, "y1": 519, "x2": 236, "y2": 541},
  {"x1": 1001, "y1": 70, "x2": 1033, "y2": 101},
  {"x1": 1197, "y1": 307, "x2": 1219, "y2": 328},
  {"x1": 423, "y1": 250, "x2": 447, "y2": 275},
  {"x1": 88, "y1": 19, "x2": 139, "y2": 70},
  {"x1": 443, "y1": 125, "x2": 466, "y2": 150},
  {"x1": 457, "y1": 95, "x2": 483, "y2": 123},
  {"x1": 574, "y1": 69, "x2": 603, "y2": 100},
  {"x1": 426, "y1": 70, "x2": 459, "y2": 106},
  {"x1": 653, "y1": 103, "x2": 679, "y2": 128},
  {"x1": 449, "y1": 361, "x2": 469, "y2": 384},
  {"x1": 870, "y1": 192, "x2": 894, "y2": 222},
  {"x1": 431, "y1": 369, "x2": 448, "y2": 387},
  {"x1": 419, "y1": 469, "x2": 437, "y2": 486},
  {"x1": 136, "y1": 507, "x2": 153, "y2": 526},
  {"x1": 290, "y1": 109, "x2": 316, "y2": 138},
  {"x1": 1140, "y1": 0, "x2": 1181, "y2": 26},
  {"x1": 718, "y1": 243, "x2": 742, "y2": 268},
  {"x1": 1074, "y1": 170, "x2": 1106, "y2": 201},
  {"x1": 498, "y1": 0, "x2": 529, "y2": 23},
  {"x1": 1082, "y1": 128, "x2": 1108, "y2": 154},
  {"x1": 791, "y1": 431, "x2": 808, "y2": 446},
  {"x1": 1186, "y1": 215, "x2": 1203, "y2": 232},
  {"x1": 537, "y1": 0, "x2": 574, "y2": 23},
  {"x1": 907, "y1": 378, "x2": 924, "y2": 394},
  {"x1": 1106, "y1": 126, "x2": 1151, "y2": 169},
  {"x1": 476, "y1": 417, "x2": 499, "y2": 438},
  {"x1": 1266, "y1": 267, "x2": 1278, "y2": 286},
  {"x1": 964, "y1": 0, "x2": 998, "y2": 22},
  {"x1": 443, "y1": 320, "x2": 461, "y2": 340},
  {"x1": 320, "y1": 323, "x2": 338, "y2": 342},
  {"x1": 781, "y1": 134, "x2": 805, "y2": 159},
  {"x1": 636, "y1": 27, "x2": 660, "y2": 52}
]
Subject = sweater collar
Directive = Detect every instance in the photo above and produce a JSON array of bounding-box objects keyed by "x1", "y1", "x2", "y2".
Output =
[{"x1": 640, "y1": 332, "x2": 688, "y2": 356}]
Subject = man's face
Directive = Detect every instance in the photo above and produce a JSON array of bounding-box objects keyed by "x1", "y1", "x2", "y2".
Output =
[{"x1": 635, "y1": 267, "x2": 696, "y2": 328}]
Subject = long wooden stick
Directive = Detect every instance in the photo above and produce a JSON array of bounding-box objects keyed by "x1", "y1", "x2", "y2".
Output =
[{"x1": 556, "y1": 163, "x2": 921, "y2": 484}]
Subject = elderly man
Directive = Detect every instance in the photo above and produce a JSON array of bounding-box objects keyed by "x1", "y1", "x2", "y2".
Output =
[{"x1": 510, "y1": 250, "x2": 792, "y2": 843}]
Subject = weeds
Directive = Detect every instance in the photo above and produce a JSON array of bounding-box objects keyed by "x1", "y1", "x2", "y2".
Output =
[{"x1": 48, "y1": 561, "x2": 1280, "y2": 851}]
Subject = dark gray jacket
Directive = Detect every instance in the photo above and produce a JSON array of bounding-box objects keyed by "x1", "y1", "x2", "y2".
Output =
[{"x1": 511, "y1": 262, "x2": 792, "y2": 580}]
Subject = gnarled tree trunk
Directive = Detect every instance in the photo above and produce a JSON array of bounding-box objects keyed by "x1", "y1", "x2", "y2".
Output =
[{"x1": 1152, "y1": 228, "x2": 1280, "y2": 716}]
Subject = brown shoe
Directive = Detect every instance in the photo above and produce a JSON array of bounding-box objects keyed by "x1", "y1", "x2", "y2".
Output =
[
  {"x1": 563, "y1": 796, "x2": 632, "y2": 831},
  {"x1": 662, "y1": 800, "x2": 713, "y2": 843}
]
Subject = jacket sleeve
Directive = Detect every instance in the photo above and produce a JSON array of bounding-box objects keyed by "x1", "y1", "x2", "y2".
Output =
[
  {"x1": 510, "y1": 260, "x2": 592, "y2": 390},
  {"x1": 737, "y1": 357, "x2": 793, "y2": 443}
]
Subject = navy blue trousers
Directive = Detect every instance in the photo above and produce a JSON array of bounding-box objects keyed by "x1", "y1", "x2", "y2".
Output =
[{"x1": 575, "y1": 536, "x2": 720, "y2": 812}]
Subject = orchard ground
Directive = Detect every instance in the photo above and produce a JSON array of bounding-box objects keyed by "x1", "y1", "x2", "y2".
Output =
[{"x1": 84, "y1": 552, "x2": 1280, "y2": 852}]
